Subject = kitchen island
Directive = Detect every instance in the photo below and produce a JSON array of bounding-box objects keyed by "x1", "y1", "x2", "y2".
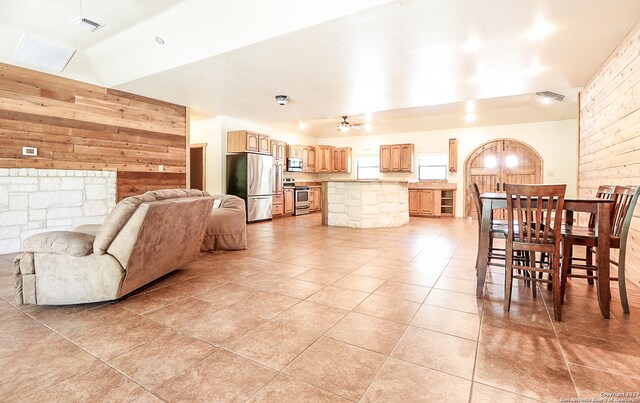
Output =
[{"x1": 321, "y1": 179, "x2": 409, "y2": 228}]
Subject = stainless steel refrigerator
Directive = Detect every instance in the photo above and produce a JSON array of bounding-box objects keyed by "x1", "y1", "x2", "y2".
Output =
[{"x1": 226, "y1": 153, "x2": 273, "y2": 222}]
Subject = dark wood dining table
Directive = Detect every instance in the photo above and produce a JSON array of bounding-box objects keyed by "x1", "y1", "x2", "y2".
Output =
[{"x1": 476, "y1": 192, "x2": 614, "y2": 319}]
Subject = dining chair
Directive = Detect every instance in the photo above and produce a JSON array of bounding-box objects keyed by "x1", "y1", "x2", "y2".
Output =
[
  {"x1": 470, "y1": 183, "x2": 507, "y2": 270},
  {"x1": 504, "y1": 184, "x2": 566, "y2": 321},
  {"x1": 562, "y1": 185, "x2": 616, "y2": 285},
  {"x1": 561, "y1": 185, "x2": 640, "y2": 314}
]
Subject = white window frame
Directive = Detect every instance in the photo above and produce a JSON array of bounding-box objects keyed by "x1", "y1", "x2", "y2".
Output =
[
  {"x1": 418, "y1": 153, "x2": 448, "y2": 181},
  {"x1": 356, "y1": 156, "x2": 380, "y2": 180}
]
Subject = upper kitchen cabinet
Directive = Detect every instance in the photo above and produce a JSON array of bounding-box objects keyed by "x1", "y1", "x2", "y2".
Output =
[
  {"x1": 332, "y1": 147, "x2": 352, "y2": 173},
  {"x1": 303, "y1": 145, "x2": 317, "y2": 172},
  {"x1": 288, "y1": 145, "x2": 303, "y2": 159},
  {"x1": 380, "y1": 143, "x2": 414, "y2": 173},
  {"x1": 317, "y1": 146, "x2": 334, "y2": 173},
  {"x1": 270, "y1": 139, "x2": 287, "y2": 162},
  {"x1": 227, "y1": 130, "x2": 270, "y2": 154}
]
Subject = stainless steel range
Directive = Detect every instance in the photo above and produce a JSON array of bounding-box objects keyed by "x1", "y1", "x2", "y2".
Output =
[{"x1": 294, "y1": 186, "x2": 310, "y2": 215}]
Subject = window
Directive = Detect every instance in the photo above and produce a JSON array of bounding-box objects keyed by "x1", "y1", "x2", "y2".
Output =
[
  {"x1": 357, "y1": 156, "x2": 380, "y2": 180},
  {"x1": 418, "y1": 154, "x2": 448, "y2": 180}
]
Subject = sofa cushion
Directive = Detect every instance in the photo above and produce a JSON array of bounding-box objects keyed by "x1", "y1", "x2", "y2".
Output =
[
  {"x1": 21, "y1": 231, "x2": 95, "y2": 257},
  {"x1": 93, "y1": 194, "x2": 155, "y2": 254},
  {"x1": 145, "y1": 189, "x2": 208, "y2": 200}
]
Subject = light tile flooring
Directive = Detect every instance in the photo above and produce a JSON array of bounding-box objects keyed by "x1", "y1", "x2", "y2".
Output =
[{"x1": 2, "y1": 214, "x2": 640, "y2": 402}]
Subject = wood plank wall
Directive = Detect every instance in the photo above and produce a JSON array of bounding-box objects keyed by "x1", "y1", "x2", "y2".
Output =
[
  {"x1": 579, "y1": 21, "x2": 640, "y2": 288},
  {"x1": 0, "y1": 63, "x2": 187, "y2": 201}
]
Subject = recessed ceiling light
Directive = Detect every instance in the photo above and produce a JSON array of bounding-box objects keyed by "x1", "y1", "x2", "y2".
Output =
[
  {"x1": 465, "y1": 113, "x2": 477, "y2": 123},
  {"x1": 155, "y1": 36, "x2": 166, "y2": 45},
  {"x1": 464, "y1": 34, "x2": 483, "y2": 52},
  {"x1": 298, "y1": 121, "x2": 307, "y2": 130},
  {"x1": 529, "y1": 56, "x2": 543, "y2": 75},
  {"x1": 466, "y1": 100, "x2": 475, "y2": 113},
  {"x1": 275, "y1": 95, "x2": 289, "y2": 105},
  {"x1": 527, "y1": 18, "x2": 554, "y2": 41},
  {"x1": 363, "y1": 123, "x2": 373, "y2": 132}
]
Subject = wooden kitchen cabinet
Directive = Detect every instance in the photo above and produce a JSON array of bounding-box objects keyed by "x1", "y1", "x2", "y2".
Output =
[
  {"x1": 288, "y1": 145, "x2": 303, "y2": 159},
  {"x1": 227, "y1": 130, "x2": 270, "y2": 154},
  {"x1": 270, "y1": 139, "x2": 287, "y2": 162},
  {"x1": 332, "y1": 147, "x2": 352, "y2": 173},
  {"x1": 272, "y1": 193, "x2": 284, "y2": 215},
  {"x1": 380, "y1": 144, "x2": 413, "y2": 173},
  {"x1": 283, "y1": 188, "x2": 295, "y2": 214},
  {"x1": 317, "y1": 146, "x2": 334, "y2": 172},
  {"x1": 302, "y1": 146, "x2": 317, "y2": 172},
  {"x1": 309, "y1": 187, "x2": 322, "y2": 212},
  {"x1": 409, "y1": 186, "x2": 456, "y2": 217}
]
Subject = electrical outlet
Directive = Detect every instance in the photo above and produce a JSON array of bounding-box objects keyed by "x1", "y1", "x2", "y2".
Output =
[
  {"x1": 158, "y1": 164, "x2": 164, "y2": 172},
  {"x1": 22, "y1": 147, "x2": 38, "y2": 156}
]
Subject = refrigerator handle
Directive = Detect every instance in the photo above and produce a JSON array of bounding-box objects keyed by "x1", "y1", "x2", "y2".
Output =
[{"x1": 248, "y1": 161, "x2": 253, "y2": 190}]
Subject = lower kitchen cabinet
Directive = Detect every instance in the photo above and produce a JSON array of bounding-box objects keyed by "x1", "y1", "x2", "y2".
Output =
[
  {"x1": 309, "y1": 187, "x2": 322, "y2": 212},
  {"x1": 409, "y1": 187, "x2": 456, "y2": 217},
  {"x1": 283, "y1": 188, "x2": 294, "y2": 214}
]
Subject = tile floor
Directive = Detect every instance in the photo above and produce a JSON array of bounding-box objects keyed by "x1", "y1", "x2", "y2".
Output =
[{"x1": 2, "y1": 214, "x2": 640, "y2": 402}]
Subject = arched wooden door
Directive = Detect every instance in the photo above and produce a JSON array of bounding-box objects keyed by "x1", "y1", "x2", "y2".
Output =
[{"x1": 464, "y1": 139, "x2": 543, "y2": 217}]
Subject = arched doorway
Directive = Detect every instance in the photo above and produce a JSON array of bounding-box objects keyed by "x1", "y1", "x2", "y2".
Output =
[{"x1": 464, "y1": 139, "x2": 543, "y2": 217}]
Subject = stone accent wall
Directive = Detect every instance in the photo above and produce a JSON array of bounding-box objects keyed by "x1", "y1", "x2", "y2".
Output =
[
  {"x1": 0, "y1": 168, "x2": 116, "y2": 254},
  {"x1": 327, "y1": 181, "x2": 409, "y2": 228}
]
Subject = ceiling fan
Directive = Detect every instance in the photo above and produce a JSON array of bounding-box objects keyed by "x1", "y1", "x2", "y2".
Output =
[{"x1": 337, "y1": 116, "x2": 371, "y2": 133}]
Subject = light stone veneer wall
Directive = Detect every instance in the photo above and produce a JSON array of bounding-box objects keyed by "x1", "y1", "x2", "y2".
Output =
[
  {"x1": 327, "y1": 181, "x2": 409, "y2": 228},
  {"x1": 0, "y1": 168, "x2": 116, "y2": 254}
]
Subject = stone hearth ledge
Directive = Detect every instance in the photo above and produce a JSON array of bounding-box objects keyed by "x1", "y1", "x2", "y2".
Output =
[{"x1": 321, "y1": 180, "x2": 409, "y2": 228}]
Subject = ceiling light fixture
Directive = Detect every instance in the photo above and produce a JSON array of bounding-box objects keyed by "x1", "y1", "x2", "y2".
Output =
[
  {"x1": 298, "y1": 121, "x2": 307, "y2": 130},
  {"x1": 275, "y1": 95, "x2": 289, "y2": 105},
  {"x1": 527, "y1": 18, "x2": 554, "y2": 41},
  {"x1": 465, "y1": 113, "x2": 477, "y2": 123},
  {"x1": 466, "y1": 100, "x2": 475, "y2": 113},
  {"x1": 363, "y1": 123, "x2": 373, "y2": 132},
  {"x1": 529, "y1": 56, "x2": 542, "y2": 75},
  {"x1": 464, "y1": 34, "x2": 483, "y2": 52},
  {"x1": 155, "y1": 36, "x2": 165, "y2": 45}
]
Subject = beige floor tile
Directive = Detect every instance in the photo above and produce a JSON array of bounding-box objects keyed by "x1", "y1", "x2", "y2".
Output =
[
  {"x1": 559, "y1": 333, "x2": 640, "y2": 377},
  {"x1": 474, "y1": 343, "x2": 576, "y2": 401},
  {"x1": 194, "y1": 282, "x2": 260, "y2": 309},
  {"x1": 295, "y1": 268, "x2": 346, "y2": 285},
  {"x1": 362, "y1": 357, "x2": 472, "y2": 402},
  {"x1": 326, "y1": 312, "x2": 406, "y2": 355},
  {"x1": 226, "y1": 321, "x2": 318, "y2": 370},
  {"x1": 0, "y1": 333, "x2": 99, "y2": 401},
  {"x1": 248, "y1": 373, "x2": 350, "y2": 402},
  {"x1": 425, "y1": 288, "x2": 483, "y2": 314},
  {"x1": 434, "y1": 276, "x2": 478, "y2": 295},
  {"x1": 229, "y1": 290, "x2": 301, "y2": 319},
  {"x1": 410, "y1": 304, "x2": 480, "y2": 340},
  {"x1": 351, "y1": 264, "x2": 400, "y2": 280},
  {"x1": 131, "y1": 392, "x2": 165, "y2": 402},
  {"x1": 570, "y1": 364, "x2": 640, "y2": 399},
  {"x1": 391, "y1": 325, "x2": 477, "y2": 379},
  {"x1": 354, "y1": 293, "x2": 421, "y2": 324},
  {"x1": 332, "y1": 274, "x2": 386, "y2": 292},
  {"x1": 268, "y1": 278, "x2": 326, "y2": 299},
  {"x1": 26, "y1": 363, "x2": 146, "y2": 402},
  {"x1": 274, "y1": 300, "x2": 348, "y2": 335},
  {"x1": 471, "y1": 382, "x2": 543, "y2": 402},
  {"x1": 283, "y1": 337, "x2": 385, "y2": 401},
  {"x1": 389, "y1": 271, "x2": 439, "y2": 287},
  {"x1": 307, "y1": 285, "x2": 370, "y2": 310},
  {"x1": 69, "y1": 316, "x2": 173, "y2": 360},
  {"x1": 187, "y1": 306, "x2": 268, "y2": 345},
  {"x1": 154, "y1": 350, "x2": 276, "y2": 401},
  {"x1": 108, "y1": 331, "x2": 218, "y2": 389},
  {"x1": 118, "y1": 286, "x2": 187, "y2": 315},
  {"x1": 374, "y1": 281, "x2": 430, "y2": 302}
]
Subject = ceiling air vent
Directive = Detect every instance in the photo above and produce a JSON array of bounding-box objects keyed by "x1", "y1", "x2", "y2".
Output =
[
  {"x1": 70, "y1": 17, "x2": 105, "y2": 32},
  {"x1": 12, "y1": 35, "x2": 76, "y2": 73},
  {"x1": 535, "y1": 91, "x2": 565, "y2": 102}
]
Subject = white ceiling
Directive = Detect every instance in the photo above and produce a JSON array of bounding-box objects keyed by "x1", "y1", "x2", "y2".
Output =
[{"x1": 1, "y1": 0, "x2": 639, "y2": 137}]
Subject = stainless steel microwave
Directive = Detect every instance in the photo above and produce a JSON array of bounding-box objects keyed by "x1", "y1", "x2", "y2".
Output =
[{"x1": 287, "y1": 158, "x2": 303, "y2": 172}]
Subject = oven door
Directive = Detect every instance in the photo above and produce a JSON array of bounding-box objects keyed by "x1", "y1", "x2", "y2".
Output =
[{"x1": 294, "y1": 188, "x2": 310, "y2": 215}]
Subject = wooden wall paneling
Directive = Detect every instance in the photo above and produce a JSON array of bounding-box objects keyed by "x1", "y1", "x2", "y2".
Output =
[
  {"x1": 0, "y1": 63, "x2": 188, "y2": 200},
  {"x1": 579, "y1": 20, "x2": 640, "y2": 288}
]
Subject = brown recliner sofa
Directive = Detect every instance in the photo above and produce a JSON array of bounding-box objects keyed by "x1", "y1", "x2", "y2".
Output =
[
  {"x1": 201, "y1": 194, "x2": 248, "y2": 252},
  {"x1": 14, "y1": 189, "x2": 214, "y2": 305}
]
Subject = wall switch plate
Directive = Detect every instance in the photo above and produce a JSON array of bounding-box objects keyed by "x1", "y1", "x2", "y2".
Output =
[
  {"x1": 22, "y1": 147, "x2": 38, "y2": 156},
  {"x1": 158, "y1": 164, "x2": 164, "y2": 172}
]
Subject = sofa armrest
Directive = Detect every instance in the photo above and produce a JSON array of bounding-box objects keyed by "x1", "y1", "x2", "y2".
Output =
[{"x1": 21, "y1": 231, "x2": 95, "y2": 257}]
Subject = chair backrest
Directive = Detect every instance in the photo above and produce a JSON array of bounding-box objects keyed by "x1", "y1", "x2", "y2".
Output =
[
  {"x1": 469, "y1": 183, "x2": 483, "y2": 221},
  {"x1": 611, "y1": 185, "x2": 640, "y2": 238},
  {"x1": 505, "y1": 184, "x2": 566, "y2": 245},
  {"x1": 587, "y1": 185, "x2": 616, "y2": 228}
]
